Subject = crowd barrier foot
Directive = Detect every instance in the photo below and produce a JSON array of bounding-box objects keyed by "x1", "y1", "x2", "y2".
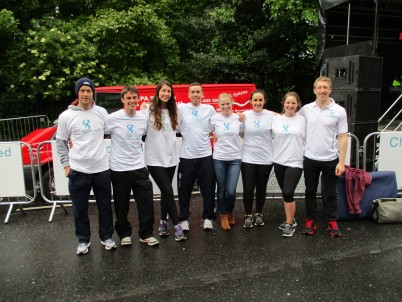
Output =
[
  {"x1": 4, "y1": 203, "x2": 26, "y2": 224},
  {"x1": 49, "y1": 203, "x2": 69, "y2": 223}
]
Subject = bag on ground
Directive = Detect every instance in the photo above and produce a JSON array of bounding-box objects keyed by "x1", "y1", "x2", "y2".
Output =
[{"x1": 372, "y1": 198, "x2": 402, "y2": 223}]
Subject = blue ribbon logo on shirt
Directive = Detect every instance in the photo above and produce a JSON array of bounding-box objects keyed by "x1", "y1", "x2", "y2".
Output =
[
  {"x1": 192, "y1": 110, "x2": 199, "y2": 119},
  {"x1": 283, "y1": 124, "x2": 289, "y2": 133},
  {"x1": 162, "y1": 116, "x2": 167, "y2": 125},
  {"x1": 254, "y1": 119, "x2": 261, "y2": 128},
  {"x1": 127, "y1": 124, "x2": 134, "y2": 134},
  {"x1": 83, "y1": 119, "x2": 91, "y2": 129},
  {"x1": 327, "y1": 112, "x2": 336, "y2": 119},
  {"x1": 224, "y1": 122, "x2": 230, "y2": 131}
]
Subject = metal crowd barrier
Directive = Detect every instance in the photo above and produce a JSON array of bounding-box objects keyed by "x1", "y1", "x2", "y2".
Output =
[
  {"x1": 363, "y1": 131, "x2": 402, "y2": 189},
  {"x1": 0, "y1": 141, "x2": 37, "y2": 223},
  {"x1": 37, "y1": 141, "x2": 71, "y2": 222},
  {"x1": 0, "y1": 115, "x2": 52, "y2": 142},
  {"x1": 261, "y1": 132, "x2": 360, "y2": 201},
  {"x1": 37, "y1": 140, "x2": 166, "y2": 222},
  {"x1": 0, "y1": 132, "x2": 367, "y2": 223}
]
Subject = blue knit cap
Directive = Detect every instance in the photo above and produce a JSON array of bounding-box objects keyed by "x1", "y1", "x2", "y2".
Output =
[{"x1": 75, "y1": 77, "x2": 95, "y2": 96}]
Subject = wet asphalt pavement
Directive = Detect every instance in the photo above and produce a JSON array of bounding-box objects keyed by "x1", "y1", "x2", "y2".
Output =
[{"x1": 1, "y1": 195, "x2": 402, "y2": 302}]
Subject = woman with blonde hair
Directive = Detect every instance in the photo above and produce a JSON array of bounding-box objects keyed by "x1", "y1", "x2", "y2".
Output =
[{"x1": 211, "y1": 93, "x2": 243, "y2": 230}]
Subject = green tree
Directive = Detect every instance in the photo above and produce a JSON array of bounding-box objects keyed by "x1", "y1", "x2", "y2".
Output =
[
  {"x1": 86, "y1": 5, "x2": 179, "y2": 85},
  {"x1": 163, "y1": 0, "x2": 319, "y2": 109},
  {"x1": 0, "y1": 0, "x2": 321, "y2": 117},
  {"x1": 0, "y1": 9, "x2": 19, "y2": 49},
  {"x1": 0, "y1": 9, "x2": 21, "y2": 91},
  {"x1": 1, "y1": 1, "x2": 179, "y2": 109}
]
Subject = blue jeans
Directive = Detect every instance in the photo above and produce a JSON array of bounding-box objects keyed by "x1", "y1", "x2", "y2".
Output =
[{"x1": 213, "y1": 159, "x2": 241, "y2": 214}]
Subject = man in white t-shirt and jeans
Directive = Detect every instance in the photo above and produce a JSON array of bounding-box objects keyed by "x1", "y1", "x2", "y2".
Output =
[
  {"x1": 177, "y1": 82, "x2": 216, "y2": 231},
  {"x1": 56, "y1": 77, "x2": 116, "y2": 255},
  {"x1": 299, "y1": 76, "x2": 348, "y2": 237}
]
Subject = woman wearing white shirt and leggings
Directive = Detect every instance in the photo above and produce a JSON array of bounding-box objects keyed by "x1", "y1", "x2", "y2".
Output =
[
  {"x1": 241, "y1": 89, "x2": 275, "y2": 228},
  {"x1": 272, "y1": 92, "x2": 306, "y2": 237},
  {"x1": 144, "y1": 80, "x2": 186, "y2": 242}
]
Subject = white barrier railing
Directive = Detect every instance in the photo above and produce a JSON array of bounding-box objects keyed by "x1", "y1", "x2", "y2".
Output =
[
  {"x1": 363, "y1": 131, "x2": 402, "y2": 188},
  {"x1": 0, "y1": 141, "x2": 37, "y2": 223},
  {"x1": 0, "y1": 115, "x2": 52, "y2": 142},
  {"x1": 1, "y1": 132, "x2": 361, "y2": 223},
  {"x1": 37, "y1": 140, "x2": 179, "y2": 222}
]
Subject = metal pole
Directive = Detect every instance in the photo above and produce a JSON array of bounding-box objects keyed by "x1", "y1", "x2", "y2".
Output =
[
  {"x1": 347, "y1": 3, "x2": 351, "y2": 45},
  {"x1": 373, "y1": 0, "x2": 379, "y2": 54}
]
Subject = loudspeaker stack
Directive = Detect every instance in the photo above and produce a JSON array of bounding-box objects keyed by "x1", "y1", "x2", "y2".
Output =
[{"x1": 324, "y1": 55, "x2": 383, "y2": 168}]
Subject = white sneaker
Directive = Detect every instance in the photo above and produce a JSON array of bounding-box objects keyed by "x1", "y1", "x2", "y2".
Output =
[
  {"x1": 77, "y1": 242, "x2": 91, "y2": 255},
  {"x1": 139, "y1": 236, "x2": 160, "y2": 246},
  {"x1": 180, "y1": 220, "x2": 190, "y2": 231},
  {"x1": 203, "y1": 219, "x2": 213, "y2": 230},
  {"x1": 120, "y1": 237, "x2": 132, "y2": 246},
  {"x1": 101, "y1": 238, "x2": 117, "y2": 251}
]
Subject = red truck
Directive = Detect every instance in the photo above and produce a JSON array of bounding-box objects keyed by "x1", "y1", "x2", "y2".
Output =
[{"x1": 20, "y1": 83, "x2": 256, "y2": 199}]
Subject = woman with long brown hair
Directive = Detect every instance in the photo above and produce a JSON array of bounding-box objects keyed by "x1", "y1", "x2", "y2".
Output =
[{"x1": 144, "y1": 80, "x2": 185, "y2": 242}]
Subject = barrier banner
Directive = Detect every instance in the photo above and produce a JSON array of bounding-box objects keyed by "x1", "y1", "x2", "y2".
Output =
[
  {"x1": 378, "y1": 131, "x2": 402, "y2": 187},
  {"x1": 49, "y1": 135, "x2": 350, "y2": 198},
  {"x1": 51, "y1": 141, "x2": 70, "y2": 196},
  {"x1": 0, "y1": 142, "x2": 26, "y2": 197},
  {"x1": 51, "y1": 139, "x2": 179, "y2": 196}
]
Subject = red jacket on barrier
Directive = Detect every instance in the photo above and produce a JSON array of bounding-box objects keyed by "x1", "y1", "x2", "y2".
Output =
[{"x1": 344, "y1": 166, "x2": 372, "y2": 214}]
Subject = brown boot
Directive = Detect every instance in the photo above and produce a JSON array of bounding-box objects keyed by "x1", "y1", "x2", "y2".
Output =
[
  {"x1": 228, "y1": 212, "x2": 235, "y2": 226},
  {"x1": 220, "y1": 214, "x2": 231, "y2": 231}
]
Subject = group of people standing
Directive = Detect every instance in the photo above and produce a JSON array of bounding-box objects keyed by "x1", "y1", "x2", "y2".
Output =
[{"x1": 56, "y1": 76, "x2": 348, "y2": 256}]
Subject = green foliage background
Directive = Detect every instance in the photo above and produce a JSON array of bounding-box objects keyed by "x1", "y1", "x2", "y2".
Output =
[{"x1": 0, "y1": 0, "x2": 318, "y2": 119}]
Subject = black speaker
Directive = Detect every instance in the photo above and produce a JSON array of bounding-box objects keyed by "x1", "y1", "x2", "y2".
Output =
[
  {"x1": 331, "y1": 90, "x2": 381, "y2": 123},
  {"x1": 325, "y1": 55, "x2": 383, "y2": 90}
]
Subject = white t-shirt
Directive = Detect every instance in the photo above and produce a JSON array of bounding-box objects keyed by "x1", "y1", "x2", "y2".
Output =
[
  {"x1": 241, "y1": 109, "x2": 274, "y2": 165},
  {"x1": 299, "y1": 99, "x2": 348, "y2": 161},
  {"x1": 143, "y1": 107, "x2": 180, "y2": 167},
  {"x1": 210, "y1": 113, "x2": 242, "y2": 161},
  {"x1": 272, "y1": 113, "x2": 306, "y2": 168},
  {"x1": 56, "y1": 104, "x2": 109, "y2": 174},
  {"x1": 178, "y1": 103, "x2": 215, "y2": 158},
  {"x1": 104, "y1": 109, "x2": 147, "y2": 171}
]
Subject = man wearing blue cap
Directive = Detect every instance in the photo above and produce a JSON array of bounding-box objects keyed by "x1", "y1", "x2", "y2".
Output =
[{"x1": 56, "y1": 77, "x2": 116, "y2": 255}]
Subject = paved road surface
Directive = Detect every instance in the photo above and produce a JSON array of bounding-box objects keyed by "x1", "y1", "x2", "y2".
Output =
[{"x1": 1, "y1": 196, "x2": 402, "y2": 301}]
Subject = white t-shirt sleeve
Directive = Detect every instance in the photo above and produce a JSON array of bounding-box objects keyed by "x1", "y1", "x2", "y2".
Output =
[
  {"x1": 338, "y1": 108, "x2": 348, "y2": 134},
  {"x1": 104, "y1": 114, "x2": 113, "y2": 135}
]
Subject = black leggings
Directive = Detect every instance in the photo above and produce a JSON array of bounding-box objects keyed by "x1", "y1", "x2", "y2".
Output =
[
  {"x1": 273, "y1": 163, "x2": 303, "y2": 202},
  {"x1": 241, "y1": 162, "x2": 273, "y2": 214},
  {"x1": 147, "y1": 165, "x2": 179, "y2": 225}
]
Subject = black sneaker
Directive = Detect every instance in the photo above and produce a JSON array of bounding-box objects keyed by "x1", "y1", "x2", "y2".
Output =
[
  {"x1": 303, "y1": 219, "x2": 317, "y2": 235},
  {"x1": 279, "y1": 218, "x2": 297, "y2": 230}
]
